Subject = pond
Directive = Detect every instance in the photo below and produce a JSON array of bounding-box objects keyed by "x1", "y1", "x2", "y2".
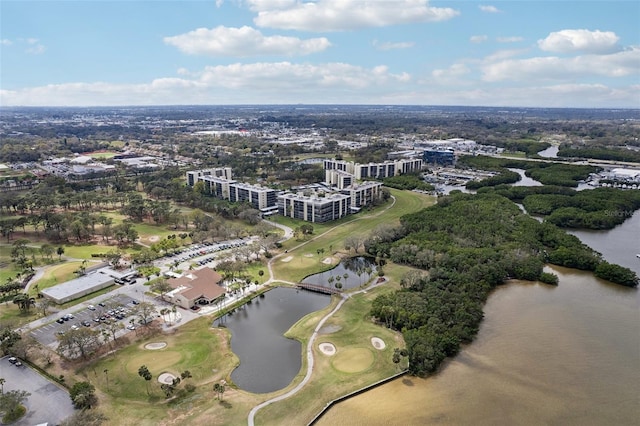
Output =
[
  {"x1": 537, "y1": 145, "x2": 559, "y2": 158},
  {"x1": 213, "y1": 287, "x2": 330, "y2": 394},
  {"x1": 302, "y1": 256, "x2": 377, "y2": 290}
]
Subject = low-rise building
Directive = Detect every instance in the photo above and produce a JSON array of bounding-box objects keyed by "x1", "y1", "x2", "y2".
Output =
[
  {"x1": 40, "y1": 269, "x2": 115, "y2": 304},
  {"x1": 163, "y1": 267, "x2": 226, "y2": 309}
]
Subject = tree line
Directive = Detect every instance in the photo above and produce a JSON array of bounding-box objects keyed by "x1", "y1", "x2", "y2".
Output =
[
  {"x1": 458, "y1": 155, "x2": 599, "y2": 188},
  {"x1": 366, "y1": 192, "x2": 637, "y2": 376},
  {"x1": 478, "y1": 185, "x2": 640, "y2": 230}
]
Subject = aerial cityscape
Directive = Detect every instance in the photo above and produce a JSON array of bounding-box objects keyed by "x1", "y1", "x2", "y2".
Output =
[{"x1": 1, "y1": 1, "x2": 639, "y2": 426}]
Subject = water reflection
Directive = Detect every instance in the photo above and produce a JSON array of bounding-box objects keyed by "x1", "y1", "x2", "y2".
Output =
[
  {"x1": 213, "y1": 287, "x2": 330, "y2": 393},
  {"x1": 302, "y1": 256, "x2": 377, "y2": 290}
]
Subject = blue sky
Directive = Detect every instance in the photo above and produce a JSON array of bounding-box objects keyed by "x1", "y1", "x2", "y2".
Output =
[{"x1": 1, "y1": 0, "x2": 638, "y2": 107}]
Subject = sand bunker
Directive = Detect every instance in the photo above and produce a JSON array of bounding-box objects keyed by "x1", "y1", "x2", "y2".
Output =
[
  {"x1": 322, "y1": 257, "x2": 335, "y2": 265},
  {"x1": 158, "y1": 372, "x2": 177, "y2": 384},
  {"x1": 281, "y1": 256, "x2": 293, "y2": 263},
  {"x1": 319, "y1": 342, "x2": 336, "y2": 356},
  {"x1": 148, "y1": 235, "x2": 160, "y2": 243},
  {"x1": 145, "y1": 342, "x2": 167, "y2": 350},
  {"x1": 371, "y1": 337, "x2": 386, "y2": 350}
]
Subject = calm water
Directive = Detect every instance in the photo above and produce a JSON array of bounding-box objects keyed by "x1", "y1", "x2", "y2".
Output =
[
  {"x1": 319, "y1": 209, "x2": 640, "y2": 425},
  {"x1": 302, "y1": 256, "x2": 377, "y2": 290},
  {"x1": 538, "y1": 145, "x2": 560, "y2": 158},
  {"x1": 568, "y1": 210, "x2": 640, "y2": 276},
  {"x1": 214, "y1": 287, "x2": 330, "y2": 393},
  {"x1": 508, "y1": 168, "x2": 543, "y2": 187}
]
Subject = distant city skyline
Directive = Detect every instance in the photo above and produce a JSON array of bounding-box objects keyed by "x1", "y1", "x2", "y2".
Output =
[{"x1": 1, "y1": 0, "x2": 638, "y2": 108}]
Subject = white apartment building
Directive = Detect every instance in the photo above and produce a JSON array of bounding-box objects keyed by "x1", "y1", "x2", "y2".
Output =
[
  {"x1": 186, "y1": 167, "x2": 232, "y2": 186},
  {"x1": 278, "y1": 192, "x2": 351, "y2": 223}
]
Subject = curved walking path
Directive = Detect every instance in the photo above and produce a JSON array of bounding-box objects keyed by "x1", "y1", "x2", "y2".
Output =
[
  {"x1": 248, "y1": 277, "x2": 388, "y2": 425},
  {"x1": 248, "y1": 199, "x2": 399, "y2": 424}
]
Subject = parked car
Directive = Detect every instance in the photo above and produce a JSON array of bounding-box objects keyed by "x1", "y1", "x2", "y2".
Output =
[
  {"x1": 8, "y1": 357, "x2": 17, "y2": 364},
  {"x1": 56, "y1": 318, "x2": 65, "y2": 324},
  {"x1": 127, "y1": 324, "x2": 136, "y2": 330},
  {"x1": 87, "y1": 305, "x2": 96, "y2": 310},
  {"x1": 82, "y1": 320, "x2": 91, "y2": 327}
]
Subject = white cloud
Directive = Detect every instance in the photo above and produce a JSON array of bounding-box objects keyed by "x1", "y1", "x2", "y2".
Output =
[
  {"x1": 1, "y1": 39, "x2": 13, "y2": 46},
  {"x1": 26, "y1": 44, "x2": 46, "y2": 55},
  {"x1": 481, "y1": 47, "x2": 640, "y2": 82},
  {"x1": 497, "y1": 36, "x2": 523, "y2": 43},
  {"x1": 470, "y1": 35, "x2": 488, "y2": 44},
  {"x1": 164, "y1": 26, "x2": 330, "y2": 57},
  {"x1": 430, "y1": 63, "x2": 472, "y2": 86},
  {"x1": 252, "y1": 0, "x2": 459, "y2": 31},
  {"x1": 244, "y1": 0, "x2": 297, "y2": 12},
  {"x1": 372, "y1": 40, "x2": 415, "y2": 51},
  {"x1": 408, "y1": 83, "x2": 638, "y2": 108},
  {"x1": 479, "y1": 5, "x2": 501, "y2": 13},
  {"x1": 3, "y1": 74, "x2": 637, "y2": 108},
  {"x1": 0, "y1": 62, "x2": 412, "y2": 106},
  {"x1": 538, "y1": 29, "x2": 620, "y2": 54}
]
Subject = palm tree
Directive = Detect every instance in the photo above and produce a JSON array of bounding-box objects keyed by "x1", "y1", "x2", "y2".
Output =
[
  {"x1": 13, "y1": 293, "x2": 35, "y2": 313},
  {"x1": 213, "y1": 382, "x2": 226, "y2": 401},
  {"x1": 160, "y1": 308, "x2": 169, "y2": 324}
]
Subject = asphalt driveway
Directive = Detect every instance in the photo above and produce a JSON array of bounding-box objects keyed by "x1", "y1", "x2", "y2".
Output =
[{"x1": 0, "y1": 356, "x2": 75, "y2": 425}]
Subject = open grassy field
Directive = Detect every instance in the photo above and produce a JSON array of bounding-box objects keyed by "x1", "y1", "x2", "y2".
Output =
[
  {"x1": 84, "y1": 150, "x2": 119, "y2": 159},
  {"x1": 71, "y1": 317, "x2": 261, "y2": 426},
  {"x1": 254, "y1": 281, "x2": 405, "y2": 426},
  {"x1": 34, "y1": 189, "x2": 434, "y2": 425},
  {"x1": 271, "y1": 188, "x2": 435, "y2": 283}
]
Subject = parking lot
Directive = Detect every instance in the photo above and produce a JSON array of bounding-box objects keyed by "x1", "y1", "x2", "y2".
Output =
[
  {"x1": 160, "y1": 239, "x2": 248, "y2": 269},
  {"x1": 0, "y1": 355, "x2": 75, "y2": 425},
  {"x1": 30, "y1": 293, "x2": 143, "y2": 348}
]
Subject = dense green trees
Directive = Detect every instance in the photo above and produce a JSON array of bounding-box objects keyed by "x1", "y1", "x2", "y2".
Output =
[
  {"x1": 558, "y1": 146, "x2": 640, "y2": 163},
  {"x1": 594, "y1": 262, "x2": 639, "y2": 287},
  {"x1": 481, "y1": 186, "x2": 640, "y2": 230},
  {"x1": 383, "y1": 174, "x2": 434, "y2": 191},
  {"x1": 369, "y1": 192, "x2": 638, "y2": 376},
  {"x1": 458, "y1": 155, "x2": 599, "y2": 188},
  {"x1": 69, "y1": 381, "x2": 97, "y2": 409}
]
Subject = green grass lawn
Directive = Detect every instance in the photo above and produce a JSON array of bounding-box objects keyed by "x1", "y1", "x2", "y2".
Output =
[
  {"x1": 86, "y1": 151, "x2": 118, "y2": 159},
  {"x1": 272, "y1": 189, "x2": 435, "y2": 283},
  {"x1": 74, "y1": 317, "x2": 247, "y2": 426},
  {"x1": 34, "y1": 188, "x2": 435, "y2": 425},
  {"x1": 255, "y1": 282, "x2": 405, "y2": 426}
]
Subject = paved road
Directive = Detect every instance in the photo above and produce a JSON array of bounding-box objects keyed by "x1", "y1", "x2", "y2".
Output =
[{"x1": 0, "y1": 355, "x2": 75, "y2": 426}]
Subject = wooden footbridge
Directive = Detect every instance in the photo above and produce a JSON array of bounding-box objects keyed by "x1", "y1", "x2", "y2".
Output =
[{"x1": 296, "y1": 283, "x2": 342, "y2": 295}]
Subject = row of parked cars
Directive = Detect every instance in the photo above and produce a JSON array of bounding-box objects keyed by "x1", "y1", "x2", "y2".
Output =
[
  {"x1": 170, "y1": 240, "x2": 247, "y2": 264},
  {"x1": 56, "y1": 300, "x2": 140, "y2": 334}
]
